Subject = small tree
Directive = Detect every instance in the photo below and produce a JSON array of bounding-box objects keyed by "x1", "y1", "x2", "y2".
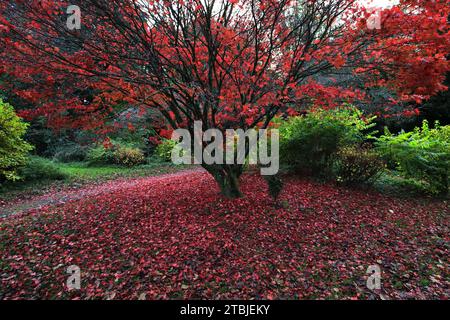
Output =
[{"x1": 0, "y1": 99, "x2": 33, "y2": 182}]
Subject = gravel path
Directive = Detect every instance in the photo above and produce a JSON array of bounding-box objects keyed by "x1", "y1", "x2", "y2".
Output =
[{"x1": 0, "y1": 168, "x2": 203, "y2": 219}]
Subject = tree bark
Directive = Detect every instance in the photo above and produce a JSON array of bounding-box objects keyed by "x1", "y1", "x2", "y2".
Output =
[{"x1": 203, "y1": 164, "x2": 243, "y2": 198}]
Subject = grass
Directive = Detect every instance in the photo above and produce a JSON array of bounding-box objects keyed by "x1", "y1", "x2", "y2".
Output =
[
  {"x1": 58, "y1": 161, "x2": 180, "y2": 180},
  {"x1": 0, "y1": 157, "x2": 186, "y2": 202}
]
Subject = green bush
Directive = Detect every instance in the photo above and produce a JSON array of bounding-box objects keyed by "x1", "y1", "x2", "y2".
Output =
[
  {"x1": 87, "y1": 141, "x2": 145, "y2": 167},
  {"x1": 376, "y1": 121, "x2": 449, "y2": 195},
  {"x1": 333, "y1": 145, "x2": 385, "y2": 186},
  {"x1": 114, "y1": 146, "x2": 145, "y2": 167},
  {"x1": 52, "y1": 142, "x2": 89, "y2": 163},
  {"x1": 87, "y1": 144, "x2": 116, "y2": 165},
  {"x1": 155, "y1": 139, "x2": 177, "y2": 162},
  {"x1": 278, "y1": 105, "x2": 376, "y2": 176},
  {"x1": 263, "y1": 174, "x2": 284, "y2": 201},
  {"x1": 19, "y1": 156, "x2": 67, "y2": 181},
  {"x1": 0, "y1": 99, "x2": 34, "y2": 183}
]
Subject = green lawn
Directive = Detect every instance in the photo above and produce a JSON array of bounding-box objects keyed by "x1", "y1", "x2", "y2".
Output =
[{"x1": 58, "y1": 161, "x2": 181, "y2": 180}]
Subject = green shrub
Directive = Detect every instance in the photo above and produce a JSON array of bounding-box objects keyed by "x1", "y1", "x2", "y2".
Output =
[
  {"x1": 376, "y1": 121, "x2": 449, "y2": 195},
  {"x1": 52, "y1": 143, "x2": 89, "y2": 162},
  {"x1": 263, "y1": 174, "x2": 284, "y2": 201},
  {"x1": 155, "y1": 139, "x2": 177, "y2": 162},
  {"x1": 19, "y1": 156, "x2": 67, "y2": 181},
  {"x1": 87, "y1": 144, "x2": 116, "y2": 165},
  {"x1": 114, "y1": 146, "x2": 145, "y2": 167},
  {"x1": 375, "y1": 171, "x2": 433, "y2": 196},
  {"x1": 278, "y1": 105, "x2": 376, "y2": 176},
  {"x1": 0, "y1": 99, "x2": 34, "y2": 183},
  {"x1": 333, "y1": 145, "x2": 385, "y2": 186},
  {"x1": 87, "y1": 141, "x2": 145, "y2": 167}
]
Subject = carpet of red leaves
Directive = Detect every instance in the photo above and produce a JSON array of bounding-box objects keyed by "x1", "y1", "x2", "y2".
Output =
[{"x1": 0, "y1": 171, "x2": 448, "y2": 300}]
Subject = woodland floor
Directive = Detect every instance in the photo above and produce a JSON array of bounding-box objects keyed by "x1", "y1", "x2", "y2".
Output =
[
  {"x1": 0, "y1": 170, "x2": 448, "y2": 300},
  {"x1": 0, "y1": 168, "x2": 201, "y2": 218}
]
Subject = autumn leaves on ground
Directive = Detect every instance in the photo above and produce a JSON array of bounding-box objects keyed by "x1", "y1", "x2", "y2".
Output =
[
  {"x1": 0, "y1": 0, "x2": 449, "y2": 302},
  {"x1": 0, "y1": 169, "x2": 448, "y2": 300}
]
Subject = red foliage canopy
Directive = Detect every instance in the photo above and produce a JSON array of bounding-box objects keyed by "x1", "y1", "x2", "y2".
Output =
[{"x1": 0, "y1": 0, "x2": 448, "y2": 131}]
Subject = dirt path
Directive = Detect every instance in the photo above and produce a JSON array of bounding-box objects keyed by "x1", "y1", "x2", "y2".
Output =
[{"x1": 0, "y1": 168, "x2": 203, "y2": 219}]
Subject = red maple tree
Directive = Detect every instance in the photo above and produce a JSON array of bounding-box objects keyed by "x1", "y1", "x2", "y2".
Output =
[{"x1": 0, "y1": 0, "x2": 448, "y2": 197}]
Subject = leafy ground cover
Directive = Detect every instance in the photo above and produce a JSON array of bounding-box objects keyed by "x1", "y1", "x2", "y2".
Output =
[
  {"x1": 0, "y1": 170, "x2": 448, "y2": 300},
  {"x1": 0, "y1": 169, "x2": 200, "y2": 218},
  {"x1": 0, "y1": 161, "x2": 184, "y2": 207}
]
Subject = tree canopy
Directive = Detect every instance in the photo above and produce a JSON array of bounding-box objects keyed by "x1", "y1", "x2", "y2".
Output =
[{"x1": 0, "y1": 0, "x2": 448, "y2": 196}]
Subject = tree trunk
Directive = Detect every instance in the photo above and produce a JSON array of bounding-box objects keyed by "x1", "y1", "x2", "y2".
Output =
[{"x1": 203, "y1": 164, "x2": 243, "y2": 198}]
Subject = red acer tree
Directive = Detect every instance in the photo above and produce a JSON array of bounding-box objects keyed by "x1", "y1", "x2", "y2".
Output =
[{"x1": 0, "y1": 0, "x2": 449, "y2": 197}]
